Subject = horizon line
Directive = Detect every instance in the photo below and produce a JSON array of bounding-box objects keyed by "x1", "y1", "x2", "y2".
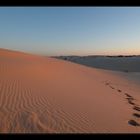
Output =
[{"x1": 1, "y1": 48, "x2": 140, "y2": 57}]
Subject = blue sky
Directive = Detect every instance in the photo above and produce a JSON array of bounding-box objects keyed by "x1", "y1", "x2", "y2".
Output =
[{"x1": 0, "y1": 7, "x2": 140, "y2": 56}]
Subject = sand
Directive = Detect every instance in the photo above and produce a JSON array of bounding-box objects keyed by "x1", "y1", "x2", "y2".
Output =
[{"x1": 0, "y1": 48, "x2": 140, "y2": 133}]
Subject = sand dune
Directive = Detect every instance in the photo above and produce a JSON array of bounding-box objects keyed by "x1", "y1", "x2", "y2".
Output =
[{"x1": 0, "y1": 48, "x2": 140, "y2": 133}]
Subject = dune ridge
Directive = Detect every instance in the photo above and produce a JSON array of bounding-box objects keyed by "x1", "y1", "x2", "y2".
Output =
[{"x1": 0, "y1": 48, "x2": 140, "y2": 133}]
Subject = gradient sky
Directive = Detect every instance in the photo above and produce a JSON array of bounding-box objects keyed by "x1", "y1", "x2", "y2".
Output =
[{"x1": 0, "y1": 7, "x2": 140, "y2": 56}]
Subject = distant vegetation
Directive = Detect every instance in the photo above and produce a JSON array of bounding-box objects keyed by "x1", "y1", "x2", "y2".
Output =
[
  {"x1": 107, "y1": 55, "x2": 140, "y2": 58},
  {"x1": 53, "y1": 55, "x2": 140, "y2": 58}
]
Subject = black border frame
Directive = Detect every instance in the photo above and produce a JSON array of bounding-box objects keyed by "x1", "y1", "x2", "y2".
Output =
[{"x1": 0, "y1": 0, "x2": 140, "y2": 137}]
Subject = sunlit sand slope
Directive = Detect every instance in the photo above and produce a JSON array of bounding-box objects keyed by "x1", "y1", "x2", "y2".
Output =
[{"x1": 0, "y1": 48, "x2": 140, "y2": 133}]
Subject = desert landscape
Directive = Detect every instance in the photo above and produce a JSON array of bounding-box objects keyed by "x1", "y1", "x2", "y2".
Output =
[
  {"x1": 0, "y1": 48, "x2": 140, "y2": 133},
  {"x1": 0, "y1": 7, "x2": 140, "y2": 133}
]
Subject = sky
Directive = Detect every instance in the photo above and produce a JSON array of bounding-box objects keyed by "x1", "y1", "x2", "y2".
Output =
[{"x1": 0, "y1": 7, "x2": 140, "y2": 56}]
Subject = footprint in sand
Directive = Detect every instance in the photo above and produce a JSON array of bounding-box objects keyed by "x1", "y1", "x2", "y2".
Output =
[
  {"x1": 125, "y1": 93, "x2": 133, "y2": 98},
  {"x1": 128, "y1": 100, "x2": 135, "y2": 105},
  {"x1": 105, "y1": 83, "x2": 123, "y2": 93},
  {"x1": 128, "y1": 120, "x2": 140, "y2": 126},
  {"x1": 104, "y1": 82, "x2": 116, "y2": 90},
  {"x1": 126, "y1": 97, "x2": 134, "y2": 101},
  {"x1": 133, "y1": 113, "x2": 140, "y2": 118},
  {"x1": 109, "y1": 86, "x2": 115, "y2": 89},
  {"x1": 133, "y1": 106, "x2": 140, "y2": 112},
  {"x1": 126, "y1": 97, "x2": 136, "y2": 105},
  {"x1": 105, "y1": 82, "x2": 109, "y2": 86},
  {"x1": 117, "y1": 89, "x2": 122, "y2": 92},
  {"x1": 104, "y1": 83, "x2": 140, "y2": 127},
  {"x1": 124, "y1": 93, "x2": 137, "y2": 106}
]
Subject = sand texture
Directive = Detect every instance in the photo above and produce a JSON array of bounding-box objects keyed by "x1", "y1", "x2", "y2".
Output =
[{"x1": 0, "y1": 48, "x2": 140, "y2": 133}]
